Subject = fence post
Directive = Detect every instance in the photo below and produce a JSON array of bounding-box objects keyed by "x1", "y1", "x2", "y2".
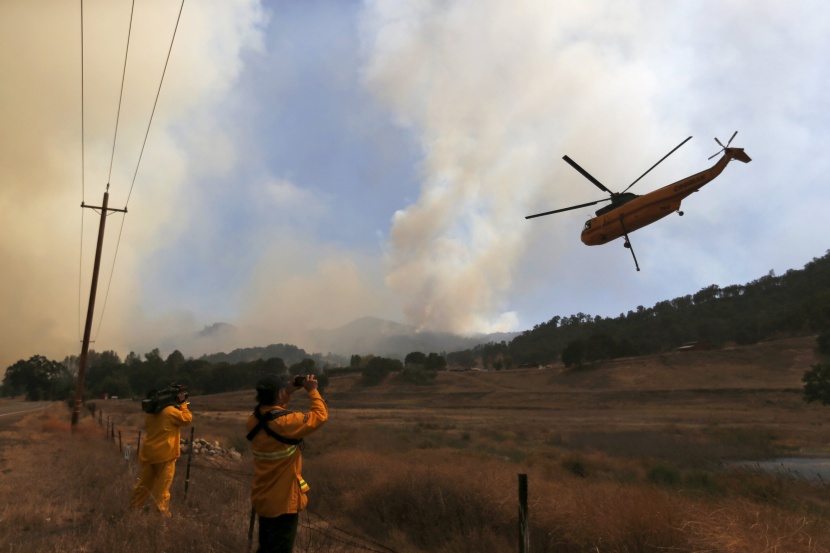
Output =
[
  {"x1": 136, "y1": 431, "x2": 142, "y2": 461},
  {"x1": 247, "y1": 506, "x2": 256, "y2": 552},
  {"x1": 184, "y1": 427, "x2": 195, "y2": 496},
  {"x1": 110, "y1": 420, "x2": 115, "y2": 441},
  {"x1": 106, "y1": 417, "x2": 110, "y2": 439},
  {"x1": 118, "y1": 430, "x2": 123, "y2": 453},
  {"x1": 518, "y1": 473, "x2": 529, "y2": 553}
]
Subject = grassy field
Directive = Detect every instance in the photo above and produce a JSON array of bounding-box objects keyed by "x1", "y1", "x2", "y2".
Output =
[{"x1": 2, "y1": 335, "x2": 830, "y2": 552}]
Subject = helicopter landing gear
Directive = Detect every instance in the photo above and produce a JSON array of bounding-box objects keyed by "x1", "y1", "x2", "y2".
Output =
[
  {"x1": 619, "y1": 215, "x2": 640, "y2": 271},
  {"x1": 621, "y1": 233, "x2": 640, "y2": 271},
  {"x1": 677, "y1": 210, "x2": 684, "y2": 216}
]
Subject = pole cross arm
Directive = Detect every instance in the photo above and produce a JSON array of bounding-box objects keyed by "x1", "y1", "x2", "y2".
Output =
[{"x1": 81, "y1": 201, "x2": 128, "y2": 214}]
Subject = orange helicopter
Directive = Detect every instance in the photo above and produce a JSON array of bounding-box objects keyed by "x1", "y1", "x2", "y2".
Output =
[{"x1": 526, "y1": 132, "x2": 751, "y2": 271}]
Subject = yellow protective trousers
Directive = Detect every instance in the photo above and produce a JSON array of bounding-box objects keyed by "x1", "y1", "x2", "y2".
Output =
[{"x1": 130, "y1": 459, "x2": 176, "y2": 514}]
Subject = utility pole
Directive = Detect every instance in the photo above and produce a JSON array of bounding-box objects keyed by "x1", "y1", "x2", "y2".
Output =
[{"x1": 71, "y1": 185, "x2": 127, "y2": 429}]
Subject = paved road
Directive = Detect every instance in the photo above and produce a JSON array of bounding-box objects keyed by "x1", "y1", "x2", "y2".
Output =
[{"x1": 0, "y1": 400, "x2": 52, "y2": 429}]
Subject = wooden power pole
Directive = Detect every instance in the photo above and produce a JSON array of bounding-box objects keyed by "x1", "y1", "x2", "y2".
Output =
[{"x1": 71, "y1": 186, "x2": 126, "y2": 429}]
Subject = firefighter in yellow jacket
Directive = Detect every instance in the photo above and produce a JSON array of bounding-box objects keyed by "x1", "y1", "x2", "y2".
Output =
[
  {"x1": 247, "y1": 374, "x2": 328, "y2": 553},
  {"x1": 130, "y1": 384, "x2": 192, "y2": 515}
]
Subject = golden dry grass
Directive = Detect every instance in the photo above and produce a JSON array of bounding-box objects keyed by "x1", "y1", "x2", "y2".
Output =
[{"x1": 3, "y1": 335, "x2": 830, "y2": 552}]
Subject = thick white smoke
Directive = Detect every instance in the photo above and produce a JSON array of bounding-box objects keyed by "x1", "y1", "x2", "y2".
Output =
[
  {"x1": 0, "y1": 0, "x2": 267, "y2": 368},
  {"x1": 360, "y1": 0, "x2": 676, "y2": 334}
]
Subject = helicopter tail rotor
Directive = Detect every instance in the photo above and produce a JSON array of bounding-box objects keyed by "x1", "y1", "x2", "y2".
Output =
[{"x1": 708, "y1": 131, "x2": 739, "y2": 160}]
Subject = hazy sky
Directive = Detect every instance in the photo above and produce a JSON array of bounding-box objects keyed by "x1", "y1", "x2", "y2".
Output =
[{"x1": 2, "y1": 0, "x2": 829, "y2": 368}]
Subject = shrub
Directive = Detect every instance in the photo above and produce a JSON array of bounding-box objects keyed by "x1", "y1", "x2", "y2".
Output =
[{"x1": 647, "y1": 462, "x2": 682, "y2": 488}]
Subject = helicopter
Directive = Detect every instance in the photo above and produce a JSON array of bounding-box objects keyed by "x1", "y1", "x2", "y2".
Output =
[{"x1": 526, "y1": 132, "x2": 751, "y2": 271}]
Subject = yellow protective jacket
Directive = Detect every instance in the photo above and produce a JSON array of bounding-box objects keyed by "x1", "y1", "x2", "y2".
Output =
[
  {"x1": 247, "y1": 389, "x2": 328, "y2": 518},
  {"x1": 139, "y1": 402, "x2": 193, "y2": 464}
]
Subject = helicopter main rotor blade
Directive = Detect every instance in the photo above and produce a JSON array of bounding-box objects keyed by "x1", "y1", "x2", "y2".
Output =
[
  {"x1": 562, "y1": 155, "x2": 612, "y2": 194},
  {"x1": 525, "y1": 198, "x2": 610, "y2": 219},
  {"x1": 621, "y1": 136, "x2": 692, "y2": 194}
]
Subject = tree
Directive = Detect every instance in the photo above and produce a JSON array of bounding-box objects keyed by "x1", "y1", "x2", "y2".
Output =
[
  {"x1": 817, "y1": 330, "x2": 830, "y2": 355},
  {"x1": 401, "y1": 364, "x2": 437, "y2": 385},
  {"x1": 803, "y1": 362, "x2": 830, "y2": 405},
  {"x1": 561, "y1": 340, "x2": 586, "y2": 368},
  {"x1": 405, "y1": 352, "x2": 427, "y2": 366},
  {"x1": 424, "y1": 352, "x2": 447, "y2": 371},
  {"x1": 263, "y1": 357, "x2": 286, "y2": 375},
  {"x1": 1, "y1": 355, "x2": 69, "y2": 400},
  {"x1": 166, "y1": 350, "x2": 185, "y2": 371},
  {"x1": 290, "y1": 358, "x2": 317, "y2": 376},
  {"x1": 361, "y1": 357, "x2": 401, "y2": 386}
]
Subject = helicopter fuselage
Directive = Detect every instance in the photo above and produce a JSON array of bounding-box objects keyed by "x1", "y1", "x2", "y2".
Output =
[{"x1": 580, "y1": 147, "x2": 750, "y2": 246}]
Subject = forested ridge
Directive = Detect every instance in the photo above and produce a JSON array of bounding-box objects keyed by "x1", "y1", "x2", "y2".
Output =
[
  {"x1": 452, "y1": 250, "x2": 830, "y2": 369},
  {"x1": 4, "y1": 250, "x2": 830, "y2": 400}
]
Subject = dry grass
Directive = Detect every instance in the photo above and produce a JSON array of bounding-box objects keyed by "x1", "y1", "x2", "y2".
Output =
[
  {"x1": 0, "y1": 405, "x2": 252, "y2": 553},
  {"x1": 3, "y1": 335, "x2": 830, "y2": 552}
]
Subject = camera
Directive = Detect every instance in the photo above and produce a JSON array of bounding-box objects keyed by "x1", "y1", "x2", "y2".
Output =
[
  {"x1": 293, "y1": 375, "x2": 306, "y2": 387},
  {"x1": 141, "y1": 383, "x2": 188, "y2": 414}
]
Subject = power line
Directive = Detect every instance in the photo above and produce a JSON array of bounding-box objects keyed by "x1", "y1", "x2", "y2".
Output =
[
  {"x1": 107, "y1": 0, "x2": 136, "y2": 185},
  {"x1": 78, "y1": 0, "x2": 86, "y2": 343},
  {"x1": 124, "y1": 0, "x2": 186, "y2": 209},
  {"x1": 88, "y1": 0, "x2": 187, "y2": 343}
]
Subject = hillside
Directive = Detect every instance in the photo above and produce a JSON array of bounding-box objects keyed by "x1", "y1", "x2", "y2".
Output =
[
  {"x1": 195, "y1": 335, "x2": 828, "y2": 461},
  {"x1": 199, "y1": 335, "x2": 819, "y2": 408},
  {"x1": 471, "y1": 250, "x2": 830, "y2": 367}
]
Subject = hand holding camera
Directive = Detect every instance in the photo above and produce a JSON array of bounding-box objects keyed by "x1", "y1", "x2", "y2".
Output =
[{"x1": 292, "y1": 375, "x2": 318, "y2": 392}]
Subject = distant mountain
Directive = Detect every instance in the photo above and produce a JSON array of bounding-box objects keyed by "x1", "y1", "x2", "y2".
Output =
[
  {"x1": 198, "y1": 342, "x2": 343, "y2": 366},
  {"x1": 306, "y1": 316, "x2": 520, "y2": 359},
  {"x1": 186, "y1": 316, "x2": 519, "y2": 365}
]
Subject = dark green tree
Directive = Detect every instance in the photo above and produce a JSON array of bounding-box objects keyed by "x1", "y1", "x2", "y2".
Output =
[
  {"x1": 290, "y1": 358, "x2": 317, "y2": 376},
  {"x1": 803, "y1": 362, "x2": 830, "y2": 405},
  {"x1": 263, "y1": 357, "x2": 287, "y2": 375},
  {"x1": 361, "y1": 357, "x2": 401, "y2": 386},
  {"x1": 404, "y1": 351, "x2": 427, "y2": 366},
  {"x1": 424, "y1": 352, "x2": 447, "y2": 371},
  {"x1": 166, "y1": 350, "x2": 186, "y2": 371},
  {"x1": 817, "y1": 330, "x2": 830, "y2": 355},
  {"x1": 561, "y1": 340, "x2": 586, "y2": 368},
  {"x1": 401, "y1": 364, "x2": 437, "y2": 385},
  {"x1": 1, "y1": 355, "x2": 69, "y2": 400}
]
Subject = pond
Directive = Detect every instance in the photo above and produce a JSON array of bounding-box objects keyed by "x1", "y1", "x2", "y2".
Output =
[{"x1": 736, "y1": 458, "x2": 830, "y2": 480}]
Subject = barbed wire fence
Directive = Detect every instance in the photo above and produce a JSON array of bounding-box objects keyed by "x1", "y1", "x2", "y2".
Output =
[{"x1": 93, "y1": 406, "x2": 399, "y2": 553}]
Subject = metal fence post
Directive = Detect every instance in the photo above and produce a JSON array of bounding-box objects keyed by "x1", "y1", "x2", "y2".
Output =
[
  {"x1": 518, "y1": 473, "x2": 529, "y2": 553},
  {"x1": 248, "y1": 506, "x2": 256, "y2": 552},
  {"x1": 184, "y1": 427, "x2": 195, "y2": 496}
]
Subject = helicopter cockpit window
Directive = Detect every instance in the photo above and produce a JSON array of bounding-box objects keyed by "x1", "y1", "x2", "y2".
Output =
[{"x1": 584, "y1": 220, "x2": 592, "y2": 230}]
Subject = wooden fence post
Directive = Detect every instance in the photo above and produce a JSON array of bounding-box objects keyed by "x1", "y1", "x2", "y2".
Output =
[
  {"x1": 518, "y1": 473, "x2": 529, "y2": 553},
  {"x1": 136, "y1": 431, "x2": 142, "y2": 461},
  {"x1": 118, "y1": 430, "x2": 122, "y2": 453}
]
